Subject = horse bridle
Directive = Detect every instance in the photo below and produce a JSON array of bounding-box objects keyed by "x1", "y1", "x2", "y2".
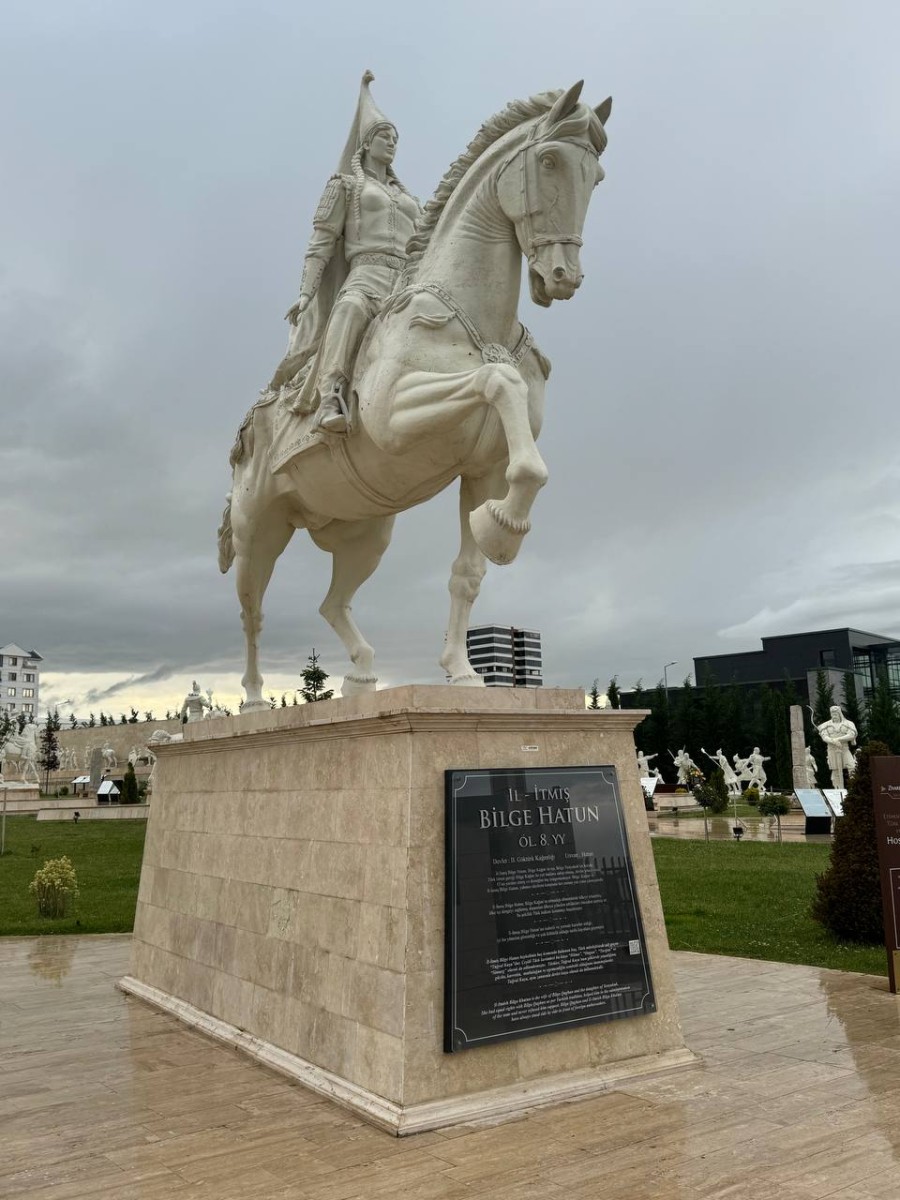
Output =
[{"x1": 495, "y1": 131, "x2": 596, "y2": 265}]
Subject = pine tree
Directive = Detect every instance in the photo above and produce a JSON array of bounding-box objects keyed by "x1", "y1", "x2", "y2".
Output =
[
  {"x1": 587, "y1": 681, "x2": 602, "y2": 709},
  {"x1": 812, "y1": 742, "x2": 888, "y2": 942},
  {"x1": 299, "y1": 649, "x2": 335, "y2": 703},
  {"x1": 129, "y1": 708, "x2": 139, "y2": 724},
  {"x1": 38, "y1": 710, "x2": 61, "y2": 795},
  {"x1": 69, "y1": 714, "x2": 77, "y2": 729},
  {"x1": 88, "y1": 713, "x2": 96, "y2": 728},
  {"x1": 841, "y1": 672, "x2": 866, "y2": 743},
  {"x1": 813, "y1": 669, "x2": 835, "y2": 724},
  {"x1": 607, "y1": 676, "x2": 621, "y2": 709},
  {"x1": 144, "y1": 711, "x2": 153, "y2": 722},
  {"x1": 121, "y1": 762, "x2": 139, "y2": 805},
  {"x1": 100, "y1": 713, "x2": 108, "y2": 727},
  {"x1": 867, "y1": 670, "x2": 900, "y2": 753},
  {"x1": 280, "y1": 693, "x2": 288, "y2": 708}
]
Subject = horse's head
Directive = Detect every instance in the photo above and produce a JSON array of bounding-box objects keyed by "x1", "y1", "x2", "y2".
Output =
[{"x1": 496, "y1": 81, "x2": 611, "y2": 307}]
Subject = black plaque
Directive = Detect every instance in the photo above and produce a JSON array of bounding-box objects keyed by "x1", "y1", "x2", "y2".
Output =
[{"x1": 445, "y1": 765, "x2": 655, "y2": 1053}]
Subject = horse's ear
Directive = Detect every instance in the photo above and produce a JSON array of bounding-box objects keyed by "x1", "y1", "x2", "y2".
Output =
[
  {"x1": 594, "y1": 96, "x2": 612, "y2": 125},
  {"x1": 546, "y1": 80, "x2": 584, "y2": 125}
]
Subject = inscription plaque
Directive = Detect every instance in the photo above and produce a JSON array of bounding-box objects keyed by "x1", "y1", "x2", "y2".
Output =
[{"x1": 444, "y1": 766, "x2": 655, "y2": 1053}]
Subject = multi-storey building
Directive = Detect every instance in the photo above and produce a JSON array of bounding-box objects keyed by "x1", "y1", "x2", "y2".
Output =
[
  {"x1": 0, "y1": 643, "x2": 43, "y2": 716},
  {"x1": 693, "y1": 627, "x2": 900, "y2": 708},
  {"x1": 465, "y1": 625, "x2": 543, "y2": 688}
]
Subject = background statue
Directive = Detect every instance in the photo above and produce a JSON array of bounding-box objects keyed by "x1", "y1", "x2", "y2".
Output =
[
  {"x1": 732, "y1": 753, "x2": 753, "y2": 786},
  {"x1": 803, "y1": 745, "x2": 818, "y2": 788},
  {"x1": 270, "y1": 72, "x2": 421, "y2": 434},
  {"x1": 746, "y1": 747, "x2": 770, "y2": 795},
  {"x1": 220, "y1": 79, "x2": 611, "y2": 709},
  {"x1": 701, "y1": 747, "x2": 741, "y2": 796},
  {"x1": 636, "y1": 750, "x2": 662, "y2": 779},
  {"x1": 180, "y1": 681, "x2": 212, "y2": 723},
  {"x1": 815, "y1": 704, "x2": 857, "y2": 789},
  {"x1": 671, "y1": 747, "x2": 698, "y2": 788}
]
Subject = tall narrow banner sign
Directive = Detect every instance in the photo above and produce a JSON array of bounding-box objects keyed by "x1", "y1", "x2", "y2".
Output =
[
  {"x1": 871, "y1": 757, "x2": 900, "y2": 993},
  {"x1": 444, "y1": 766, "x2": 655, "y2": 1052}
]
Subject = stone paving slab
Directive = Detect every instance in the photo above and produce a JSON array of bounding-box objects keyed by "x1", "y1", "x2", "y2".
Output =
[{"x1": 1, "y1": 936, "x2": 899, "y2": 1198}]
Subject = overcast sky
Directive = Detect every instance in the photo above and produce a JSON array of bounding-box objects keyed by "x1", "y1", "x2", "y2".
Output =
[{"x1": 2, "y1": 1, "x2": 898, "y2": 717}]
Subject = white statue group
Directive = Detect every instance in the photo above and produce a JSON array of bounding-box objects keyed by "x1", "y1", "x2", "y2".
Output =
[
  {"x1": 218, "y1": 73, "x2": 612, "y2": 709},
  {"x1": 637, "y1": 746, "x2": 771, "y2": 796},
  {"x1": 636, "y1": 704, "x2": 860, "y2": 799}
]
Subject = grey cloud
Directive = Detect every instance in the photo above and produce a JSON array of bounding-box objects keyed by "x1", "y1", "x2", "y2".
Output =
[{"x1": 3, "y1": 2, "x2": 899, "y2": 702}]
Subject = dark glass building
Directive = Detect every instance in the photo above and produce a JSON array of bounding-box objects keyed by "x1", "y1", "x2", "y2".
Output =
[
  {"x1": 466, "y1": 625, "x2": 543, "y2": 688},
  {"x1": 693, "y1": 627, "x2": 900, "y2": 706}
]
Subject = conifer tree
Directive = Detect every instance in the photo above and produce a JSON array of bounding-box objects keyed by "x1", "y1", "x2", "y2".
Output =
[
  {"x1": 813, "y1": 669, "x2": 835, "y2": 724},
  {"x1": 867, "y1": 671, "x2": 900, "y2": 753},
  {"x1": 121, "y1": 762, "x2": 139, "y2": 805},
  {"x1": 812, "y1": 742, "x2": 888, "y2": 942},
  {"x1": 841, "y1": 672, "x2": 866, "y2": 743},
  {"x1": 38, "y1": 710, "x2": 61, "y2": 795},
  {"x1": 607, "y1": 676, "x2": 621, "y2": 709},
  {"x1": 587, "y1": 681, "x2": 602, "y2": 709},
  {"x1": 299, "y1": 649, "x2": 335, "y2": 703}
]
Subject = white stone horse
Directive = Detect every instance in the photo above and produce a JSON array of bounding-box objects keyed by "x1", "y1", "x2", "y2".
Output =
[
  {"x1": 219, "y1": 82, "x2": 610, "y2": 710},
  {"x1": 0, "y1": 724, "x2": 40, "y2": 784}
]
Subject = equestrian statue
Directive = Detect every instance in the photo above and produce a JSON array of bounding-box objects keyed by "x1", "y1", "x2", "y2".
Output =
[{"x1": 219, "y1": 73, "x2": 611, "y2": 710}]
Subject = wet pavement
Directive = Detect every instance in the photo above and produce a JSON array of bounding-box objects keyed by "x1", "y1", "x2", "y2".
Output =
[
  {"x1": 2, "y1": 935, "x2": 900, "y2": 1197},
  {"x1": 649, "y1": 813, "x2": 833, "y2": 844}
]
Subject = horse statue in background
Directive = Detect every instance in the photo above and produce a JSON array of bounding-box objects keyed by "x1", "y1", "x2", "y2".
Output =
[
  {"x1": 0, "y1": 723, "x2": 40, "y2": 784},
  {"x1": 219, "y1": 81, "x2": 611, "y2": 710}
]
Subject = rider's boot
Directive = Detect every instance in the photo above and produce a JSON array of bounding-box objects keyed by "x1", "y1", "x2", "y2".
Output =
[{"x1": 316, "y1": 379, "x2": 349, "y2": 434}]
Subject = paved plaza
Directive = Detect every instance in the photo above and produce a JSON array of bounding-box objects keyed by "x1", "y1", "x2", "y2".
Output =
[{"x1": 2, "y1": 936, "x2": 900, "y2": 1198}]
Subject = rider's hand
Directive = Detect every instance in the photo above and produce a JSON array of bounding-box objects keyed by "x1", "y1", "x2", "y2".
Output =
[{"x1": 285, "y1": 295, "x2": 311, "y2": 325}]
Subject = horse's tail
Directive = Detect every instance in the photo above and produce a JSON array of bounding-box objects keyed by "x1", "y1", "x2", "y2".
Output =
[{"x1": 217, "y1": 493, "x2": 235, "y2": 574}]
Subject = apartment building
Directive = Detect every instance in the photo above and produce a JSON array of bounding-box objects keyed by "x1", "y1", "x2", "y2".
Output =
[
  {"x1": 0, "y1": 643, "x2": 43, "y2": 715},
  {"x1": 465, "y1": 625, "x2": 543, "y2": 687}
]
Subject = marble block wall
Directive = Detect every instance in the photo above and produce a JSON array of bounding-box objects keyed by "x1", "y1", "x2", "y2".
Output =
[{"x1": 125, "y1": 686, "x2": 688, "y2": 1127}]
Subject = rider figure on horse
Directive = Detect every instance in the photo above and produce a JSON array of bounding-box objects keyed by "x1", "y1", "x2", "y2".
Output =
[{"x1": 269, "y1": 72, "x2": 421, "y2": 434}]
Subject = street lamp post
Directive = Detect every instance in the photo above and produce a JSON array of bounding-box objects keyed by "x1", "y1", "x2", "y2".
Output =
[{"x1": 663, "y1": 661, "x2": 677, "y2": 707}]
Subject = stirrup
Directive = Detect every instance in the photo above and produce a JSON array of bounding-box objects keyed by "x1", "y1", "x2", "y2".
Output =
[{"x1": 316, "y1": 382, "x2": 349, "y2": 433}]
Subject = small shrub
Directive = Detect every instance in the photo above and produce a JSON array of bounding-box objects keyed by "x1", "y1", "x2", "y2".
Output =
[
  {"x1": 30, "y1": 856, "x2": 79, "y2": 919},
  {"x1": 695, "y1": 769, "x2": 729, "y2": 814},
  {"x1": 757, "y1": 792, "x2": 792, "y2": 841},
  {"x1": 59, "y1": 785, "x2": 69, "y2": 797},
  {"x1": 744, "y1": 786, "x2": 760, "y2": 806}
]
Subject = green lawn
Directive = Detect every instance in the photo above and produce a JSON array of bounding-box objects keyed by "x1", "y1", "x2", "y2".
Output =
[
  {"x1": 0, "y1": 816, "x2": 888, "y2": 979},
  {"x1": 652, "y1": 837, "x2": 887, "y2": 976},
  {"x1": 0, "y1": 816, "x2": 147, "y2": 936}
]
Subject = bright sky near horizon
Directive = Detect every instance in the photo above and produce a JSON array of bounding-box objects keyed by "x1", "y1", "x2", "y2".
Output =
[{"x1": 2, "y1": 1, "x2": 898, "y2": 718}]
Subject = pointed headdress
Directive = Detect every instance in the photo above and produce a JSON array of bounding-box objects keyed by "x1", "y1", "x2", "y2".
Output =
[{"x1": 335, "y1": 70, "x2": 397, "y2": 174}]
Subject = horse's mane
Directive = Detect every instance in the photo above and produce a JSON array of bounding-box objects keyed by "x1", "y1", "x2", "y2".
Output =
[{"x1": 405, "y1": 90, "x2": 563, "y2": 271}]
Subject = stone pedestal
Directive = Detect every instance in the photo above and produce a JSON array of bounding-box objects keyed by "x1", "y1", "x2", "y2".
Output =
[
  {"x1": 790, "y1": 705, "x2": 807, "y2": 790},
  {"x1": 121, "y1": 687, "x2": 692, "y2": 1134}
]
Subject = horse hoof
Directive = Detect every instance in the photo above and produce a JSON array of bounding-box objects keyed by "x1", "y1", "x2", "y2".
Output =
[
  {"x1": 469, "y1": 501, "x2": 528, "y2": 566},
  {"x1": 449, "y1": 673, "x2": 486, "y2": 688},
  {"x1": 341, "y1": 673, "x2": 377, "y2": 696}
]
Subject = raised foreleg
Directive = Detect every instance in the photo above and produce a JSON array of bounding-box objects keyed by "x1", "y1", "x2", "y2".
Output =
[
  {"x1": 383, "y1": 363, "x2": 547, "y2": 565},
  {"x1": 309, "y1": 515, "x2": 396, "y2": 694},
  {"x1": 439, "y1": 470, "x2": 506, "y2": 685}
]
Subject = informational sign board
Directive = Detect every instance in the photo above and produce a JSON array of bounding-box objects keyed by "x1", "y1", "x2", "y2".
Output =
[
  {"x1": 822, "y1": 789, "x2": 846, "y2": 818},
  {"x1": 871, "y1": 757, "x2": 900, "y2": 993},
  {"x1": 444, "y1": 766, "x2": 655, "y2": 1053},
  {"x1": 794, "y1": 789, "x2": 833, "y2": 834}
]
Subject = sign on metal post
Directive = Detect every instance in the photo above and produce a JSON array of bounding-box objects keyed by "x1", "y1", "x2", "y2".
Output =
[{"x1": 871, "y1": 757, "x2": 900, "y2": 994}]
